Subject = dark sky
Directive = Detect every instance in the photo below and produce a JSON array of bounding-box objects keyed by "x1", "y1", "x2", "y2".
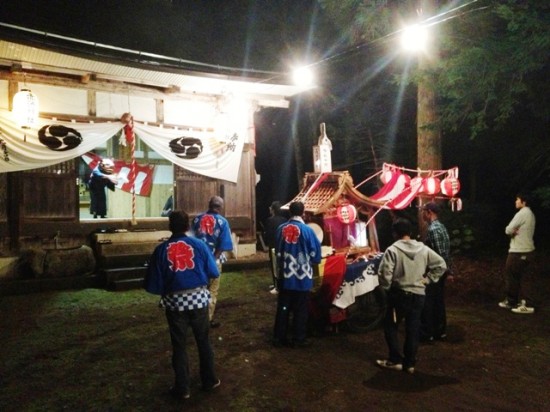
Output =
[{"x1": 1, "y1": 0, "x2": 340, "y2": 74}]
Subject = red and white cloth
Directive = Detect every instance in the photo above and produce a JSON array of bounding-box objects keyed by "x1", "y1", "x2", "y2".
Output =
[{"x1": 82, "y1": 152, "x2": 154, "y2": 197}]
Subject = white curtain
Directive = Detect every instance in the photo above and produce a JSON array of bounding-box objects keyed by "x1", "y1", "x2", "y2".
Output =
[
  {"x1": 0, "y1": 108, "x2": 244, "y2": 182},
  {"x1": 0, "y1": 108, "x2": 120, "y2": 172}
]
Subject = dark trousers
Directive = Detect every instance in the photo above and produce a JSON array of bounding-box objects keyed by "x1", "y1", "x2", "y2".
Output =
[
  {"x1": 505, "y1": 252, "x2": 534, "y2": 306},
  {"x1": 384, "y1": 289, "x2": 425, "y2": 369},
  {"x1": 165, "y1": 307, "x2": 217, "y2": 393},
  {"x1": 273, "y1": 289, "x2": 309, "y2": 344},
  {"x1": 421, "y1": 275, "x2": 447, "y2": 339}
]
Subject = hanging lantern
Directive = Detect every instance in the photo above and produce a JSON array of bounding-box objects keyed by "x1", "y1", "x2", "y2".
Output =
[
  {"x1": 13, "y1": 89, "x2": 39, "y2": 129},
  {"x1": 380, "y1": 170, "x2": 394, "y2": 184},
  {"x1": 450, "y1": 197, "x2": 463, "y2": 211},
  {"x1": 441, "y1": 177, "x2": 461, "y2": 197},
  {"x1": 421, "y1": 176, "x2": 441, "y2": 195},
  {"x1": 380, "y1": 164, "x2": 395, "y2": 184},
  {"x1": 336, "y1": 204, "x2": 357, "y2": 224},
  {"x1": 410, "y1": 176, "x2": 424, "y2": 192},
  {"x1": 396, "y1": 172, "x2": 411, "y2": 187}
]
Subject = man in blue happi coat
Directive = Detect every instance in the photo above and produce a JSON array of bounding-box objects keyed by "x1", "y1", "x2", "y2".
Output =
[{"x1": 273, "y1": 201, "x2": 321, "y2": 348}]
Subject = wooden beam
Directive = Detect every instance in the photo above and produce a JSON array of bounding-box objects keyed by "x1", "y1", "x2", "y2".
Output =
[{"x1": 0, "y1": 68, "x2": 169, "y2": 97}]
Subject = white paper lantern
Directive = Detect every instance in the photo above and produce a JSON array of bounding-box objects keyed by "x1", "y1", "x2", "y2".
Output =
[
  {"x1": 13, "y1": 89, "x2": 39, "y2": 129},
  {"x1": 337, "y1": 204, "x2": 357, "y2": 224}
]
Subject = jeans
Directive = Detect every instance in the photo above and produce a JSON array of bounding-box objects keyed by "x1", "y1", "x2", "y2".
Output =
[
  {"x1": 505, "y1": 252, "x2": 534, "y2": 306},
  {"x1": 421, "y1": 275, "x2": 447, "y2": 339},
  {"x1": 383, "y1": 289, "x2": 425, "y2": 369},
  {"x1": 165, "y1": 307, "x2": 218, "y2": 393},
  {"x1": 273, "y1": 289, "x2": 309, "y2": 344}
]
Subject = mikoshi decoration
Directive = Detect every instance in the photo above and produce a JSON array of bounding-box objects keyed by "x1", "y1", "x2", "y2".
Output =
[
  {"x1": 354, "y1": 162, "x2": 462, "y2": 225},
  {"x1": 120, "y1": 113, "x2": 137, "y2": 225},
  {"x1": 313, "y1": 122, "x2": 333, "y2": 174},
  {"x1": 336, "y1": 203, "x2": 357, "y2": 224},
  {"x1": 12, "y1": 88, "x2": 39, "y2": 141}
]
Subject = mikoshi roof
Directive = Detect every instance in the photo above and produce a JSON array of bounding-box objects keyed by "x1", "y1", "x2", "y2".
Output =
[{"x1": 283, "y1": 171, "x2": 383, "y2": 215}]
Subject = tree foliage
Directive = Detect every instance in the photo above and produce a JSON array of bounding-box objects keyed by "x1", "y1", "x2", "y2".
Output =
[
  {"x1": 318, "y1": 0, "x2": 550, "y2": 138},
  {"x1": 436, "y1": 0, "x2": 550, "y2": 137}
]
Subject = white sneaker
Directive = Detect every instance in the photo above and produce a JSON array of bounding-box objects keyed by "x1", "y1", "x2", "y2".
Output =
[
  {"x1": 511, "y1": 304, "x2": 535, "y2": 314},
  {"x1": 498, "y1": 299, "x2": 512, "y2": 309},
  {"x1": 376, "y1": 359, "x2": 403, "y2": 371}
]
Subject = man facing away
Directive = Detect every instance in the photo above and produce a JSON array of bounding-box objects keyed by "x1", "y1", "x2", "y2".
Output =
[
  {"x1": 499, "y1": 193, "x2": 536, "y2": 314},
  {"x1": 273, "y1": 201, "x2": 321, "y2": 348},
  {"x1": 192, "y1": 196, "x2": 234, "y2": 328},
  {"x1": 144, "y1": 210, "x2": 221, "y2": 401},
  {"x1": 420, "y1": 202, "x2": 451, "y2": 342},
  {"x1": 376, "y1": 218, "x2": 447, "y2": 374}
]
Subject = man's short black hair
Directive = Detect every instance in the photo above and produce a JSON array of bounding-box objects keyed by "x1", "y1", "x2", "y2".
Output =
[
  {"x1": 422, "y1": 202, "x2": 440, "y2": 214},
  {"x1": 289, "y1": 201, "x2": 305, "y2": 217},
  {"x1": 392, "y1": 218, "x2": 412, "y2": 238},
  {"x1": 169, "y1": 210, "x2": 189, "y2": 234},
  {"x1": 517, "y1": 193, "x2": 533, "y2": 206}
]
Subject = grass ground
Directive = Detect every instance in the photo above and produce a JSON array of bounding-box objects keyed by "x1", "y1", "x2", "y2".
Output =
[{"x1": 0, "y1": 254, "x2": 549, "y2": 412}]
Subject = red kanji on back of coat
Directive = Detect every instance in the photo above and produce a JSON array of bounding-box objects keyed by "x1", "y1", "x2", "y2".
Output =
[{"x1": 167, "y1": 241, "x2": 195, "y2": 271}]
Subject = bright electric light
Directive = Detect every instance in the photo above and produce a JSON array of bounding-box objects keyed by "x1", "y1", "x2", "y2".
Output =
[
  {"x1": 292, "y1": 66, "x2": 314, "y2": 87},
  {"x1": 400, "y1": 24, "x2": 428, "y2": 52}
]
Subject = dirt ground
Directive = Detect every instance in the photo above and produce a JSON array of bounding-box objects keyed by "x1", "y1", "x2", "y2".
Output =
[{"x1": 0, "y1": 253, "x2": 549, "y2": 412}]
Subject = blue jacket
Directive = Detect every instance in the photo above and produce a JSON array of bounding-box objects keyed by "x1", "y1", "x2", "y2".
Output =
[
  {"x1": 276, "y1": 217, "x2": 322, "y2": 291},
  {"x1": 192, "y1": 211, "x2": 233, "y2": 255},
  {"x1": 144, "y1": 234, "x2": 219, "y2": 295}
]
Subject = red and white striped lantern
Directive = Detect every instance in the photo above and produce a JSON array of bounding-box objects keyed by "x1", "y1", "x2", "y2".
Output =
[
  {"x1": 411, "y1": 176, "x2": 424, "y2": 192},
  {"x1": 380, "y1": 168, "x2": 395, "y2": 184},
  {"x1": 336, "y1": 204, "x2": 357, "y2": 224},
  {"x1": 441, "y1": 177, "x2": 461, "y2": 197},
  {"x1": 421, "y1": 177, "x2": 441, "y2": 195}
]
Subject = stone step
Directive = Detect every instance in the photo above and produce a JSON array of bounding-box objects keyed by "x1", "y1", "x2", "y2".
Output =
[
  {"x1": 95, "y1": 241, "x2": 162, "y2": 257},
  {"x1": 94, "y1": 230, "x2": 171, "y2": 244},
  {"x1": 101, "y1": 266, "x2": 147, "y2": 284},
  {"x1": 97, "y1": 254, "x2": 151, "y2": 269},
  {"x1": 109, "y1": 278, "x2": 146, "y2": 291}
]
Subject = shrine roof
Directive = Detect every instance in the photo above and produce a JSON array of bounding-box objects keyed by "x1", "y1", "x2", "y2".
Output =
[{"x1": 283, "y1": 171, "x2": 383, "y2": 215}]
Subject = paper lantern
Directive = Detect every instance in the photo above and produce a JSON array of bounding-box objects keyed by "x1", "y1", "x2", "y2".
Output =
[
  {"x1": 441, "y1": 177, "x2": 461, "y2": 197},
  {"x1": 380, "y1": 170, "x2": 394, "y2": 184},
  {"x1": 421, "y1": 177, "x2": 441, "y2": 195},
  {"x1": 13, "y1": 88, "x2": 39, "y2": 129},
  {"x1": 396, "y1": 173, "x2": 411, "y2": 187},
  {"x1": 411, "y1": 176, "x2": 424, "y2": 192},
  {"x1": 336, "y1": 204, "x2": 357, "y2": 224}
]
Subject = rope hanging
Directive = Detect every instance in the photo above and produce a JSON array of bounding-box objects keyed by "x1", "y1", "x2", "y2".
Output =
[{"x1": 121, "y1": 113, "x2": 137, "y2": 225}]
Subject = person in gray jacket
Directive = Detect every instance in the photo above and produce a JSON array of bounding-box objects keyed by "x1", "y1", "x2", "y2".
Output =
[
  {"x1": 498, "y1": 193, "x2": 536, "y2": 314},
  {"x1": 376, "y1": 218, "x2": 447, "y2": 374}
]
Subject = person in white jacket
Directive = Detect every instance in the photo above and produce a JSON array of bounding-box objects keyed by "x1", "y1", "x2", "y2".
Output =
[
  {"x1": 499, "y1": 193, "x2": 536, "y2": 314},
  {"x1": 376, "y1": 218, "x2": 447, "y2": 374}
]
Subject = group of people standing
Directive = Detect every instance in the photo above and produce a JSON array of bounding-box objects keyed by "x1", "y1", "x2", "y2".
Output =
[{"x1": 143, "y1": 192, "x2": 536, "y2": 400}]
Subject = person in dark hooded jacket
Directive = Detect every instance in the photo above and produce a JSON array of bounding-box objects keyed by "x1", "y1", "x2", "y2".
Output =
[{"x1": 376, "y1": 218, "x2": 446, "y2": 374}]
